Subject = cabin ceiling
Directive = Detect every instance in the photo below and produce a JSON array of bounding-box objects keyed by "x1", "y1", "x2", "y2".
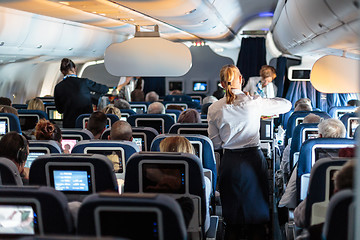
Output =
[{"x1": 0, "y1": 0, "x2": 277, "y2": 42}]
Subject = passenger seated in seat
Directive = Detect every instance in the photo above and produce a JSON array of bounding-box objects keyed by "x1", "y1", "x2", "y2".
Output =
[
  {"x1": 159, "y1": 136, "x2": 211, "y2": 232},
  {"x1": 86, "y1": 111, "x2": 107, "y2": 139},
  {"x1": 27, "y1": 97, "x2": 45, "y2": 112},
  {"x1": 145, "y1": 91, "x2": 159, "y2": 102},
  {"x1": 147, "y1": 102, "x2": 165, "y2": 114},
  {"x1": 294, "y1": 98, "x2": 312, "y2": 110},
  {"x1": 0, "y1": 105, "x2": 18, "y2": 116},
  {"x1": 279, "y1": 118, "x2": 346, "y2": 209},
  {"x1": 0, "y1": 132, "x2": 29, "y2": 184},
  {"x1": 114, "y1": 98, "x2": 131, "y2": 110},
  {"x1": 102, "y1": 104, "x2": 122, "y2": 119},
  {"x1": 280, "y1": 113, "x2": 321, "y2": 175},
  {"x1": 0, "y1": 97, "x2": 12, "y2": 106},
  {"x1": 294, "y1": 103, "x2": 312, "y2": 112},
  {"x1": 177, "y1": 109, "x2": 201, "y2": 124},
  {"x1": 296, "y1": 159, "x2": 355, "y2": 239},
  {"x1": 107, "y1": 120, "x2": 133, "y2": 172},
  {"x1": 34, "y1": 119, "x2": 63, "y2": 150}
]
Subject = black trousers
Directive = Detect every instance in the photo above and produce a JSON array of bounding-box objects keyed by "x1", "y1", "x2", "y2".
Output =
[{"x1": 219, "y1": 147, "x2": 270, "y2": 225}]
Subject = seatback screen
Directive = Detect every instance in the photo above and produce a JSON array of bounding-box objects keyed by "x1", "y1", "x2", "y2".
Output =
[
  {"x1": 96, "y1": 208, "x2": 160, "y2": 240},
  {"x1": 25, "y1": 151, "x2": 47, "y2": 168},
  {"x1": 304, "y1": 130, "x2": 319, "y2": 142},
  {"x1": 136, "y1": 119, "x2": 163, "y2": 134},
  {"x1": 0, "y1": 119, "x2": 8, "y2": 137},
  {"x1": 132, "y1": 136, "x2": 144, "y2": 151},
  {"x1": 61, "y1": 139, "x2": 77, "y2": 154},
  {"x1": 142, "y1": 163, "x2": 185, "y2": 194},
  {"x1": 48, "y1": 165, "x2": 93, "y2": 194},
  {"x1": 86, "y1": 149, "x2": 124, "y2": 173},
  {"x1": 48, "y1": 109, "x2": 63, "y2": 120},
  {"x1": 19, "y1": 116, "x2": 39, "y2": 131},
  {"x1": 349, "y1": 119, "x2": 359, "y2": 138},
  {"x1": 0, "y1": 203, "x2": 40, "y2": 236}
]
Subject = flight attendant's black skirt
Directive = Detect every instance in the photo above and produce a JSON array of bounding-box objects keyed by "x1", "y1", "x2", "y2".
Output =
[{"x1": 219, "y1": 147, "x2": 269, "y2": 225}]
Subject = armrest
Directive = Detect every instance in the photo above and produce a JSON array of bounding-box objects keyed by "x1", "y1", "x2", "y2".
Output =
[{"x1": 206, "y1": 215, "x2": 219, "y2": 240}]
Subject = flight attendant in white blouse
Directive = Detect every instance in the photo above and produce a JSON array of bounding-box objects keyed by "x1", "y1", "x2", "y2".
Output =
[{"x1": 207, "y1": 65, "x2": 291, "y2": 240}]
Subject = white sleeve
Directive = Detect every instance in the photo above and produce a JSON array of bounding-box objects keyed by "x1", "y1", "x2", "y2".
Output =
[
  {"x1": 207, "y1": 116, "x2": 222, "y2": 150},
  {"x1": 257, "y1": 97, "x2": 292, "y2": 116}
]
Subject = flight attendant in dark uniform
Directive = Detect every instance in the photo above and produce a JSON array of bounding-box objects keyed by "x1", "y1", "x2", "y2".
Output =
[
  {"x1": 54, "y1": 58, "x2": 109, "y2": 128},
  {"x1": 207, "y1": 65, "x2": 291, "y2": 239}
]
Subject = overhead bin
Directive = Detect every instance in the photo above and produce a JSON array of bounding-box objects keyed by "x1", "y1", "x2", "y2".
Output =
[{"x1": 271, "y1": 0, "x2": 360, "y2": 55}]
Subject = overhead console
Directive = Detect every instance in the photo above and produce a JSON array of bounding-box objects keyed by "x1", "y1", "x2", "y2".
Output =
[{"x1": 270, "y1": 0, "x2": 360, "y2": 56}]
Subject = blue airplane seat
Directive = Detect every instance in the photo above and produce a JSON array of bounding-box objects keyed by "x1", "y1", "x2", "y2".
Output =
[
  {"x1": 75, "y1": 114, "x2": 119, "y2": 129},
  {"x1": 289, "y1": 123, "x2": 319, "y2": 169},
  {"x1": 285, "y1": 111, "x2": 330, "y2": 146},
  {"x1": 280, "y1": 109, "x2": 294, "y2": 130},
  {"x1": 77, "y1": 192, "x2": 187, "y2": 240},
  {"x1": 61, "y1": 128, "x2": 94, "y2": 141},
  {"x1": 124, "y1": 152, "x2": 210, "y2": 238},
  {"x1": 339, "y1": 112, "x2": 359, "y2": 138},
  {"x1": 0, "y1": 113, "x2": 22, "y2": 134},
  {"x1": 127, "y1": 114, "x2": 175, "y2": 134},
  {"x1": 0, "y1": 157, "x2": 23, "y2": 186},
  {"x1": 72, "y1": 140, "x2": 140, "y2": 179},
  {"x1": 29, "y1": 154, "x2": 118, "y2": 200},
  {"x1": 163, "y1": 101, "x2": 200, "y2": 109},
  {"x1": 120, "y1": 108, "x2": 136, "y2": 120},
  {"x1": 150, "y1": 134, "x2": 217, "y2": 193},
  {"x1": 322, "y1": 189, "x2": 353, "y2": 240},
  {"x1": 296, "y1": 138, "x2": 356, "y2": 204},
  {"x1": 129, "y1": 101, "x2": 150, "y2": 114},
  {"x1": 12, "y1": 104, "x2": 28, "y2": 110},
  {"x1": 169, "y1": 123, "x2": 209, "y2": 137},
  {"x1": 165, "y1": 109, "x2": 182, "y2": 122},
  {"x1": 303, "y1": 157, "x2": 349, "y2": 228},
  {"x1": 0, "y1": 186, "x2": 74, "y2": 235},
  {"x1": 18, "y1": 109, "x2": 49, "y2": 120},
  {"x1": 29, "y1": 140, "x2": 62, "y2": 153},
  {"x1": 328, "y1": 106, "x2": 356, "y2": 119},
  {"x1": 164, "y1": 94, "x2": 193, "y2": 102}
]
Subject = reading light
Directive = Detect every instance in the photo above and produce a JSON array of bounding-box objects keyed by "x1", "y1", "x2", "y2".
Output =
[{"x1": 104, "y1": 25, "x2": 192, "y2": 77}]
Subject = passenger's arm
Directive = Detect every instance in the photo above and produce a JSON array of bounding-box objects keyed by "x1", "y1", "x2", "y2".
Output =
[
  {"x1": 258, "y1": 97, "x2": 292, "y2": 116},
  {"x1": 86, "y1": 79, "x2": 109, "y2": 94}
]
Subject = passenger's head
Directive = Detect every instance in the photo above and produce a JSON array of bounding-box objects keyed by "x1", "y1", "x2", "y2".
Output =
[
  {"x1": 159, "y1": 136, "x2": 194, "y2": 154},
  {"x1": 0, "y1": 132, "x2": 29, "y2": 173},
  {"x1": 220, "y1": 64, "x2": 242, "y2": 104},
  {"x1": 87, "y1": 111, "x2": 107, "y2": 139},
  {"x1": 213, "y1": 87, "x2": 225, "y2": 100},
  {"x1": 303, "y1": 113, "x2": 321, "y2": 124},
  {"x1": 109, "y1": 120, "x2": 133, "y2": 141},
  {"x1": 202, "y1": 96, "x2": 218, "y2": 105},
  {"x1": 114, "y1": 99, "x2": 131, "y2": 110},
  {"x1": 0, "y1": 105, "x2": 18, "y2": 116},
  {"x1": 27, "y1": 97, "x2": 45, "y2": 111},
  {"x1": 177, "y1": 109, "x2": 201, "y2": 123},
  {"x1": 318, "y1": 118, "x2": 346, "y2": 138},
  {"x1": 294, "y1": 103, "x2": 313, "y2": 112},
  {"x1": 166, "y1": 105, "x2": 184, "y2": 111},
  {"x1": 0, "y1": 97, "x2": 11, "y2": 106},
  {"x1": 170, "y1": 90, "x2": 182, "y2": 95},
  {"x1": 347, "y1": 99, "x2": 360, "y2": 107},
  {"x1": 259, "y1": 65, "x2": 276, "y2": 87},
  {"x1": 334, "y1": 160, "x2": 355, "y2": 192},
  {"x1": 145, "y1": 91, "x2": 159, "y2": 102},
  {"x1": 60, "y1": 58, "x2": 76, "y2": 75},
  {"x1": 134, "y1": 77, "x2": 143, "y2": 90},
  {"x1": 294, "y1": 98, "x2": 312, "y2": 109},
  {"x1": 131, "y1": 89, "x2": 145, "y2": 102},
  {"x1": 102, "y1": 104, "x2": 122, "y2": 119},
  {"x1": 35, "y1": 119, "x2": 61, "y2": 142},
  {"x1": 148, "y1": 102, "x2": 165, "y2": 114}
]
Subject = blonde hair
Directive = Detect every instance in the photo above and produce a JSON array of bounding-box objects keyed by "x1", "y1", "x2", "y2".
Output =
[
  {"x1": 159, "y1": 136, "x2": 194, "y2": 154},
  {"x1": 27, "y1": 98, "x2": 45, "y2": 111},
  {"x1": 102, "y1": 104, "x2": 122, "y2": 119},
  {"x1": 260, "y1": 65, "x2": 276, "y2": 80},
  {"x1": 220, "y1": 65, "x2": 241, "y2": 104}
]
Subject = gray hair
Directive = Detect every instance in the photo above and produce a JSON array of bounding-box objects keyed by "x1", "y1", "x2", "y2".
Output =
[
  {"x1": 114, "y1": 99, "x2": 131, "y2": 110},
  {"x1": 318, "y1": 118, "x2": 346, "y2": 138},
  {"x1": 145, "y1": 91, "x2": 159, "y2": 102},
  {"x1": 147, "y1": 102, "x2": 165, "y2": 114}
]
